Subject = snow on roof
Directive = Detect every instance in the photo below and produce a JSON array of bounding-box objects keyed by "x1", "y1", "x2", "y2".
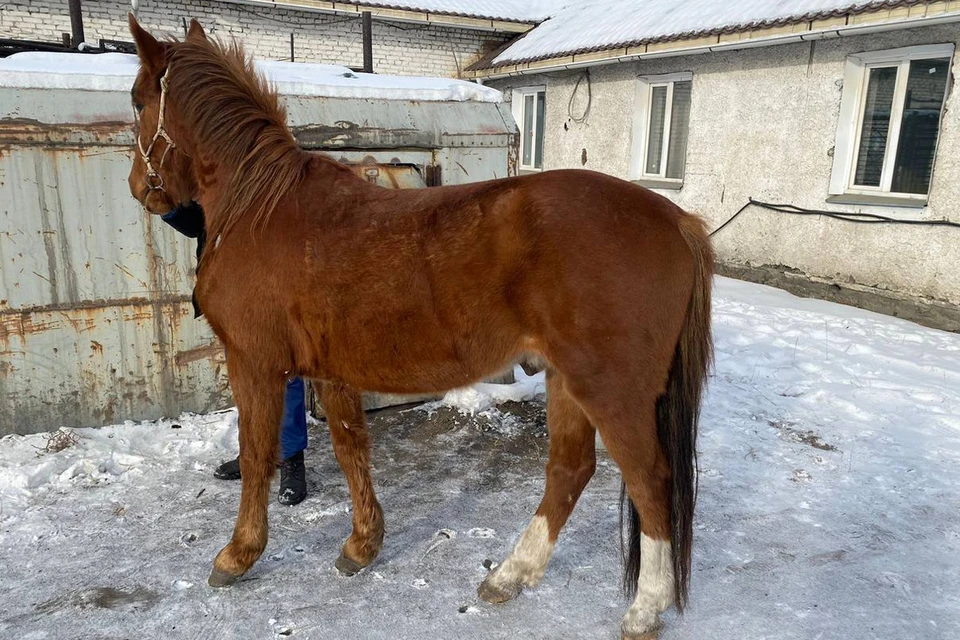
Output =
[
  {"x1": 490, "y1": 0, "x2": 925, "y2": 66},
  {"x1": 309, "y1": 0, "x2": 569, "y2": 23},
  {"x1": 0, "y1": 52, "x2": 502, "y2": 103}
]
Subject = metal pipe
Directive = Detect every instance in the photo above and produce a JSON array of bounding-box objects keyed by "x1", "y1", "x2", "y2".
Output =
[
  {"x1": 68, "y1": 0, "x2": 85, "y2": 48},
  {"x1": 290, "y1": 32, "x2": 295, "y2": 62},
  {"x1": 362, "y1": 11, "x2": 373, "y2": 73}
]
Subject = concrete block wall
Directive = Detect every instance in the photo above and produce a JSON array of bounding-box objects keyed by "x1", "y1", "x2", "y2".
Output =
[{"x1": 0, "y1": 0, "x2": 511, "y2": 77}]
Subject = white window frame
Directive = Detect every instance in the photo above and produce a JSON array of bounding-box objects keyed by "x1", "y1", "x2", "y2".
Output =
[
  {"x1": 511, "y1": 86, "x2": 546, "y2": 172},
  {"x1": 630, "y1": 72, "x2": 693, "y2": 185},
  {"x1": 829, "y1": 43, "x2": 954, "y2": 204}
]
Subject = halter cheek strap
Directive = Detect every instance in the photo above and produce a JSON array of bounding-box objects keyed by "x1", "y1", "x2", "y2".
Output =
[{"x1": 136, "y1": 66, "x2": 177, "y2": 193}]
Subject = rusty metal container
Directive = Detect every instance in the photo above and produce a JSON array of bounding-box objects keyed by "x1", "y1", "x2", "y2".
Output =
[{"x1": 0, "y1": 52, "x2": 517, "y2": 435}]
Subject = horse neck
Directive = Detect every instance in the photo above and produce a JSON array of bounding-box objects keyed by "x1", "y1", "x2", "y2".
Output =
[{"x1": 182, "y1": 114, "x2": 307, "y2": 241}]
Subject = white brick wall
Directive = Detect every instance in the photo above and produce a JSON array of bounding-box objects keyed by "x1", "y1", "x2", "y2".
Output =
[{"x1": 0, "y1": 0, "x2": 510, "y2": 78}]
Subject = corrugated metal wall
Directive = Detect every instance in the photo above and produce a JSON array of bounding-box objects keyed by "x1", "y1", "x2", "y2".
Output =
[
  {"x1": 0, "y1": 117, "x2": 230, "y2": 435},
  {"x1": 0, "y1": 83, "x2": 516, "y2": 436}
]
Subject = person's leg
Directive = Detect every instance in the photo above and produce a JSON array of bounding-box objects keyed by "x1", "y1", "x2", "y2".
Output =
[
  {"x1": 214, "y1": 377, "x2": 309, "y2": 505},
  {"x1": 280, "y1": 377, "x2": 308, "y2": 459},
  {"x1": 278, "y1": 377, "x2": 308, "y2": 505}
]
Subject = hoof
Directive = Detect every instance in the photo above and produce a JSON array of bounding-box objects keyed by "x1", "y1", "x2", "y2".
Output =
[
  {"x1": 335, "y1": 552, "x2": 366, "y2": 576},
  {"x1": 621, "y1": 618, "x2": 663, "y2": 640},
  {"x1": 477, "y1": 575, "x2": 522, "y2": 603},
  {"x1": 208, "y1": 567, "x2": 243, "y2": 587}
]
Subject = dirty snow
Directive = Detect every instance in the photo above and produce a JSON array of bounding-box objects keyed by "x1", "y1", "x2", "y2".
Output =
[
  {"x1": 0, "y1": 51, "x2": 502, "y2": 102},
  {"x1": 432, "y1": 367, "x2": 545, "y2": 416},
  {"x1": 2, "y1": 276, "x2": 960, "y2": 639},
  {"x1": 491, "y1": 0, "x2": 938, "y2": 65}
]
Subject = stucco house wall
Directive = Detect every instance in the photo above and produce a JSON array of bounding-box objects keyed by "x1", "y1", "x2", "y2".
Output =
[{"x1": 489, "y1": 24, "x2": 960, "y2": 317}]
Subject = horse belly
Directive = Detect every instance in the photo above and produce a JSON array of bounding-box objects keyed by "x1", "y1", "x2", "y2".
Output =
[{"x1": 320, "y1": 309, "x2": 521, "y2": 395}]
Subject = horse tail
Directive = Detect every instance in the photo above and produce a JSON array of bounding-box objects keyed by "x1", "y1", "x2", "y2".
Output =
[{"x1": 621, "y1": 212, "x2": 714, "y2": 612}]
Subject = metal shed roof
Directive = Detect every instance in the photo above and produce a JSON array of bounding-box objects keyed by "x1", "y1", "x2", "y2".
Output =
[{"x1": 0, "y1": 51, "x2": 501, "y2": 102}]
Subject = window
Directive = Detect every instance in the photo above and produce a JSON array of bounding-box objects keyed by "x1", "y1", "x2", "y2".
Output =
[
  {"x1": 630, "y1": 72, "x2": 693, "y2": 187},
  {"x1": 830, "y1": 44, "x2": 953, "y2": 205},
  {"x1": 511, "y1": 87, "x2": 545, "y2": 171}
]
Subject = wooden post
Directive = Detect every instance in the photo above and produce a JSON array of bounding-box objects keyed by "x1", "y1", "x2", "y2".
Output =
[
  {"x1": 68, "y1": 0, "x2": 85, "y2": 48},
  {"x1": 362, "y1": 12, "x2": 373, "y2": 73}
]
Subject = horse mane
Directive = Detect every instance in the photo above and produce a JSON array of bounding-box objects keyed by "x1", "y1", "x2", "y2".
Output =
[{"x1": 167, "y1": 37, "x2": 309, "y2": 240}]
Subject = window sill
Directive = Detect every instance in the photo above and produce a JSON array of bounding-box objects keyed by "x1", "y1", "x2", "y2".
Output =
[
  {"x1": 633, "y1": 178, "x2": 683, "y2": 191},
  {"x1": 826, "y1": 193, "x2": 927, "y2": 209},
  {"x1": 519, "y1": 168, "x2": 543, "y2": 175}
]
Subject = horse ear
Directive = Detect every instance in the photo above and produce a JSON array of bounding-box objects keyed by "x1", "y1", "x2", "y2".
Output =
[
  {"x1": 128, "y1": 13, "x2": 163, "y2": 70},
  {"x1": 187, "y1": 19, "x2": 207, "y2": 42}
]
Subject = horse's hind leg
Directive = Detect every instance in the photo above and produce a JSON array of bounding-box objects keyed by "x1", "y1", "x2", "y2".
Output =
[
  {"x1": 209, "y1": 356, "x2": 285, "y2": 586},
  {"x1": 587, "y1": 394, "x2": 675, "y2": 640},
  {"x1": 319, "y1": 382, "x2": 384, "y2": 575},
  {"x1": 478, "y1": 369, "x2": 595, "y2": 602}
]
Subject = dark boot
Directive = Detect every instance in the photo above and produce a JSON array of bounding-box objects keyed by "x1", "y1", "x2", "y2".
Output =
[
  {"x1": 278, "y1": 451, "x2": 307, "y2": 506},
  {"x1": 213, "y1": 456, "x2": 241, "y2": 480}
]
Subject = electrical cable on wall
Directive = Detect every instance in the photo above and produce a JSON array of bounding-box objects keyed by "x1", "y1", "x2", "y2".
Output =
[
  {"x1": 567, "y1": 69, "x2": 592, "y2": 124},
  {"x1": 709, "y1": 198, "x2": 960, "y2": 237}
]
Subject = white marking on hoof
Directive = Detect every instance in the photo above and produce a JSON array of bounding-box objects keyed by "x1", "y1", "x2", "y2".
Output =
[
  {"x1": 621, "y1": 535, "x2": 674, "y2": 638},
  {"x1": 482, "y1": 516, "x2": 554, "y2": 594}
]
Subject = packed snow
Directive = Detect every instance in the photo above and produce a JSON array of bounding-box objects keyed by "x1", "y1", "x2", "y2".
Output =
[
  {"x1": 0, "y1": 51, "x2": 502, "y2": 102},
  {"x1": 1, "y1": 276, "x2": 959, "y2": 639},
  {"x1": 491, "y1": 0, "x2": 933, "y2": 65}
]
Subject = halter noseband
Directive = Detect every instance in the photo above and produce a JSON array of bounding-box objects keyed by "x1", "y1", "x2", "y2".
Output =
[{"x1": 136, "y1": 66, "x2": 176, "y2": 193}]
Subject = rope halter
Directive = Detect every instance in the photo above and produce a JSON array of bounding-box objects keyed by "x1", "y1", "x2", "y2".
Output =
[{"x1": 135, "y1": 66, "x2": 176, "y2": 193}]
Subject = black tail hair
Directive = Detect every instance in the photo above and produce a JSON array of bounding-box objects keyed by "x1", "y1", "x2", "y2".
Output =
[{"x1": 621, "y1": 214, "x2": 713, "y2": 612}]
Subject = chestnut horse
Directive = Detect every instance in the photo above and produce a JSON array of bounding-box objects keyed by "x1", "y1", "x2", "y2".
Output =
[{"x1": 126, "y1": 16, "x2": 712, "y2": 639}]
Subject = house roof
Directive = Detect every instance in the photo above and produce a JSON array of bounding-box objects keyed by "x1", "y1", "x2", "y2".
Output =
[
  {"x1": 477, "y1": 0, "x2": 944, "y2": 69},
  {"x1": 329, "y1": 0, "x2": 567, "y2": 23}
]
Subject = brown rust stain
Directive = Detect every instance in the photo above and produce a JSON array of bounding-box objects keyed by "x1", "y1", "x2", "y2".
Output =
[
  {"x1": 0, "y1": 294, "x2": 191, "y2": 316},
  {"x1": 0, "y1": 118, "x2": 132, "y2": 148},
  {"x1": 174, "y1": 342, "x2": 225, "y2": 367},
  {"x1": 0, "y1": 296, "x2": 191, "y2": 344},
  {"x1": 506, "y1": 133, "x2": 519, "y2": 177},
  {"x1": 292, "y1": 121, "x2": 430, "y2": 150},
  {"x1": 344, "y1": 161, "x2": 425, "y2": 189},
  {"x1": 0, "y1": 313, "x2": 61, "y2": 341}
]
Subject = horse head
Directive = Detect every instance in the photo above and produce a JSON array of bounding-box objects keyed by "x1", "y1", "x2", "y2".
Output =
[{"x1": 127, "y1": 14, "x2": 202, "y2": 214}]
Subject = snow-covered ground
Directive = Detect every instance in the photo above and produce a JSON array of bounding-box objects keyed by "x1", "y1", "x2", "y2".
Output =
[{"x1": 2, "y1": 277, "x2": 959, "y2": 639}]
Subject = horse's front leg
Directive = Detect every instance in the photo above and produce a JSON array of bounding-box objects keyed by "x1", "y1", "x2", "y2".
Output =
[
  {"x1": 319, "y1": 382, "x2": 384, "y2": 575},
  {"x1": 208, "y1": 356, "x2": 286, "y2": 587}
]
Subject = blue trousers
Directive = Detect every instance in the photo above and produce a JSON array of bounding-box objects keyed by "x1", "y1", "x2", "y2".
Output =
[{"x1": 280, "y1": 377, "x2": 308, "y2": 460}]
